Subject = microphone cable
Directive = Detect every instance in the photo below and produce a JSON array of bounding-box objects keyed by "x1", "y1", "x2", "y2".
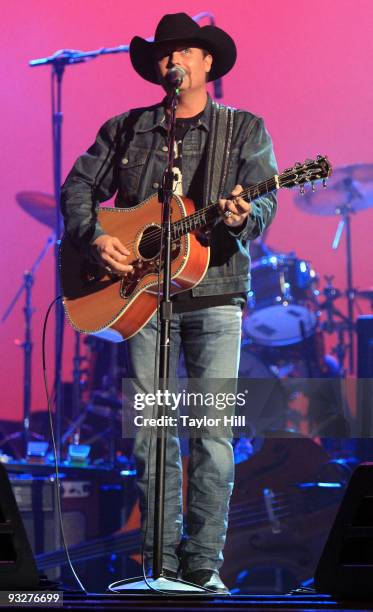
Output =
[{"x1": 42, "y1": 295, "x2": 87, "y2": 594}]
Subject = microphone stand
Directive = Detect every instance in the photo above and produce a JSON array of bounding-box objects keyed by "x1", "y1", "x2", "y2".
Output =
[
  {"x1": 109, "y1": 84, "x2": 204, "y2": 594},
  {"x1": 153, "y1": 85, "x2": 178, "y2": 580}
]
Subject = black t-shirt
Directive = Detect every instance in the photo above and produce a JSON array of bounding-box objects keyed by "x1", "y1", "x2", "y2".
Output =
[{"x1": 170, "y1": 112, "x2": 246, "y2": 313}]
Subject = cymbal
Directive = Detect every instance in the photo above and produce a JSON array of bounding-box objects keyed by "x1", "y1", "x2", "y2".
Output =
[
  {"x1": 294, "y1": 163, "x2": 373, "y2": 216},
  {"x1": 16, "y1": 191, "x2": 56, "y2": 228}
]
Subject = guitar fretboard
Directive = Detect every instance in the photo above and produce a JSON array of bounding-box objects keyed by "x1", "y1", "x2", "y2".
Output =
[{"x1": 171, "y1": 176, "x2": 278, "y2": 239}]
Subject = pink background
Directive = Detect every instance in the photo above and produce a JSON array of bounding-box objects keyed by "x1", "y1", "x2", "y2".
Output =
[{"x1": 1, "y1": 0, "x2": 373, "y2": 421}]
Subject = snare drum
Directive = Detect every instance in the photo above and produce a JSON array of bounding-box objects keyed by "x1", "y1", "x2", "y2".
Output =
[{"x1": 244, "y1": 254, "x2": 318, "y2": 346}]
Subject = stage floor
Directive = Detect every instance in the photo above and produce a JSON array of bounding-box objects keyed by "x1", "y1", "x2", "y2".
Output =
[{"x1": 0, "y1": 592, "x2": 372, "y2": 612}]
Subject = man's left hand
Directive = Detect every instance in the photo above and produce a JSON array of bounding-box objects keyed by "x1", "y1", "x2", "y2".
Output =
[{"x1": 219, "y1": 184, "x2": 252, "y2": 228}]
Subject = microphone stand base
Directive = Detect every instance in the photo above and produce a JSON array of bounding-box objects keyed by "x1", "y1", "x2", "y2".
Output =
[{"x1": 108, "y1": 575, "x2": 206, "y2": 594}]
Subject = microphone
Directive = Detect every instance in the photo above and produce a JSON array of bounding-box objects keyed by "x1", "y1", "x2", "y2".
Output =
[{"x1": 165, "y1": 66, "x2": 186, "y2": 87}]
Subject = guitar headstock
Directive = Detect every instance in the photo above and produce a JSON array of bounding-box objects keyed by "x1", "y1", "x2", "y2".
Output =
[{"x1": 279, "y1": 155, "x2": 332, "y2": 193}]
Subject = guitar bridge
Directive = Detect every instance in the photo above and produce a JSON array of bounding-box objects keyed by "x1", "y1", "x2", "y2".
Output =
[{"x1": 119, "y1": 242, "x2": 182, "y2": 299}]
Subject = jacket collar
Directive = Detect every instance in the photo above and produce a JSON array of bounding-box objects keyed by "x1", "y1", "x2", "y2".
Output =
[{"x1": 134, "y1": 94, "x2": 212, "y2": 133}]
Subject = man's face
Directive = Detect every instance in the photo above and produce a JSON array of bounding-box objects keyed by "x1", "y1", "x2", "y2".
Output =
[{"x1": 156, "y1": 45, "x2": 213, "y2": 92}]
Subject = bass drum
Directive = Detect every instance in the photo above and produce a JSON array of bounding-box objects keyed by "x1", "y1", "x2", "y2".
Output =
[{"x1": 244, "y1": 254, "x2": 318, "y2": 346}]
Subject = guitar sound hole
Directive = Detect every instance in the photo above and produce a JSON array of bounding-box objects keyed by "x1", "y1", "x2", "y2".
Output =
[{"x1": 138, "y1": 225, "x2": 161, "y2": 260}]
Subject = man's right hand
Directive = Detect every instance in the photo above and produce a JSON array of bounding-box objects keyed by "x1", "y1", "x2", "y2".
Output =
[{"x1": 91, "y1": 234, "x2": 134, "y2": 275}]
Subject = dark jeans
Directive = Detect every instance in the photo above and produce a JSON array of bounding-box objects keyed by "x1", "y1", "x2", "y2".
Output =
[{"x1": 126, "y1": 305, "x2": 242, "y2": 573}]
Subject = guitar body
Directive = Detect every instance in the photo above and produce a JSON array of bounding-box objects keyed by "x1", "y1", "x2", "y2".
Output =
[{"x1": 60, "y1": 193, "x2": 210, "y2": 339}]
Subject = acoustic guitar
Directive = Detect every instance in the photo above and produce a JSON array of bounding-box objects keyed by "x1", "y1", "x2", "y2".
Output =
[{"x1": 60, "y1": 156, "x2": 331, "y2": 340}]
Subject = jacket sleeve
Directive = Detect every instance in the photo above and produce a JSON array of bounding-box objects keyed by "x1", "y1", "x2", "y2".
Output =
[
  {"x1": 60, "y1": 116, "x2": 123, "y2": 251},
  {"x1": 228, "y1": 115, "x2": 278, "y2": 242}
]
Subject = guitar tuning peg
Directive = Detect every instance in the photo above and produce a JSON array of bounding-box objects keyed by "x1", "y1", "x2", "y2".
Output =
[
  {"x1": 299, "y1": 185, "x2": 305, "y2": 195},
  {"x1": 322, "y1": 179, "x2": 327, "y2": 188},
  {"x1": 311, "y1": 182, "x2": 316, "y2": 192}
]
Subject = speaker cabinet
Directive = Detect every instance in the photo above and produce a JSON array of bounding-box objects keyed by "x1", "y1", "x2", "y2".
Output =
[
  {"x1": 0, "y1": 464, "x2": 39, "y2": 589},
  {"x1": 356, "y1": 316, "x2": 373, "y2": 436},
  {"x1": 315, "y1": 463, "x2": 373, "y2": 599},
  {"x1": 7, "y1": 467, "x2": 127, "y2": 590}
]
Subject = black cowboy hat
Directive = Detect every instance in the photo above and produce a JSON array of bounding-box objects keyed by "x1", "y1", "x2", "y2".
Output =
[{"x1": 129, "y1": 12, "x2": 237, "y2": 84}]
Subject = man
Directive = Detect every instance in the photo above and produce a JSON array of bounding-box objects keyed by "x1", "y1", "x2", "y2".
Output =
[{"x1": 61, "y1": 13, "x2": 277, "y2": 593}]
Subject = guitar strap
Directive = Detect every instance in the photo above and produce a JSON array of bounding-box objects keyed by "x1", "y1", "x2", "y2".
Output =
[{"x1": 202, "y1": 100, "x2": 236, "y2": 210}]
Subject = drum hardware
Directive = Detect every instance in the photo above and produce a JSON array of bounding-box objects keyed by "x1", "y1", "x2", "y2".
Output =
[
  {"x1": 59, "y1": 397, "x2": 122, "y2": 466},
  {"x1": 83, "y1": 336, "x2": 126, "y2": 395},
  {"x1": 1, "y1": 234, "x2": 55, "y2": 458},
  {"x1": 86, "y1": 395, "x2": 122, "y2": 464},
  {"x1": 4, "y1": 193, "x2": 122, "y2": 463},
  {"x1": 14, "y1": 191, "x2": 92, "y2": 456},
  {"x1": 318, "y1": 275, "x2": 354, "y2": 376},
  {"x1": 356, "y1": 289, "x2": 373, "y2": 311},
  {"x1": 29, "y1": 44, "x2": 136, "y2": 464},
  {"x1": 57, "y1": 332, "x2": 125, "y2": 463},
  {"x1": 50, "y1": 335, "x2": 127, "y2": 464},
  {"x1": 294, "y1": 163, "x2": 373, "y2": 374},
  {"x1": 72, "y1": 331, "x2": 90, "y2": 426},
  {"x1": 331, "y1": 202, "x2": 356, "y2": 373}
]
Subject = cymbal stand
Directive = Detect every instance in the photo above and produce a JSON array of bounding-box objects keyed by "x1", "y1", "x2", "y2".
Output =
[
  {"x1": 1, "y1": 234, "x2": 55, "y2": 456},
  {"x1": 319, "y1": 275, "x2": 351, "y2": 375},
  {"x1": 62, "y1": 335, "x2": 98, "y2": 448},
  {"x1": 332, "y1": 178, "x2": 359, "y2": 373},
  {"x1": 69, "y1": 331, "x2": 92, "y2": 445}
]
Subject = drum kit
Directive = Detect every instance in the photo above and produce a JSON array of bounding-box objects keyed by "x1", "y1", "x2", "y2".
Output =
[
  {"x1": 242, "y1": 163, "x2": 373, "y2": 381},
  {"x1": 3, "y1": 162, "x2": 373, "y2": 460}
]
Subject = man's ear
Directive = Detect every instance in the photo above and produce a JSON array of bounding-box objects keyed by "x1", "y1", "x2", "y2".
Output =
[{"x1": 204, "y1": 53, "x2": 213, "y2": 76}]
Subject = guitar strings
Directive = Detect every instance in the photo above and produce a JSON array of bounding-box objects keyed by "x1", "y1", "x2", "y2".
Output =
[
  {"x1": 105, "y1": 166, "x2": 312, "y2": 256},
  {"x1": 116, "y1": 169, "x2": 321, "y2": 257},
  {"x1": 109, "y1": 166, "x2": 320, "y2": 256},
  {"x1": 115, "y1": 178, "x2": 278, "y2": 252}
]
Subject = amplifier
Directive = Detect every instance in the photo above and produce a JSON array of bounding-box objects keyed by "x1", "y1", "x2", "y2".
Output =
[
  {"x1": 9, "y1": 476, "x2": 96, "y2": 555},
  {"x1": 6, "y1": 466, "x2": 129, "y2": 589},
  {"x1": 357, "y1": 316, "x2": 373, "y2": 378},
  {"x1": 356, "y1": 316, "x2": 373, "y2": 436}
]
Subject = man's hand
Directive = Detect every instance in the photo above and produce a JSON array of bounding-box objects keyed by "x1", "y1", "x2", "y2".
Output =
[
  {"x1": 219, "y1": 184, "x2": 252, "y2": 228},
  {"x1": 91, "y1": 234, "x2": 134, "y2": 275}
]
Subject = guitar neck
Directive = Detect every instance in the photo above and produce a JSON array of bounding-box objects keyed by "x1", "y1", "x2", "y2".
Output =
[{"x1": 172, "y1": 175, "x2": 278, "y2": 239}]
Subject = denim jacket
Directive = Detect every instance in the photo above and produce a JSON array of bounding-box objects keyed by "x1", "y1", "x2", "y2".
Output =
[{"x1": 60, "y1": 95, "x2": 278, "y2": 296}]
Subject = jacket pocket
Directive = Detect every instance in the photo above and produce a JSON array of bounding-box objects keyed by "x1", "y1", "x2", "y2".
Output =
[{"x1": 117, "y1": 149, "x2": 148, "y2": 199}]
